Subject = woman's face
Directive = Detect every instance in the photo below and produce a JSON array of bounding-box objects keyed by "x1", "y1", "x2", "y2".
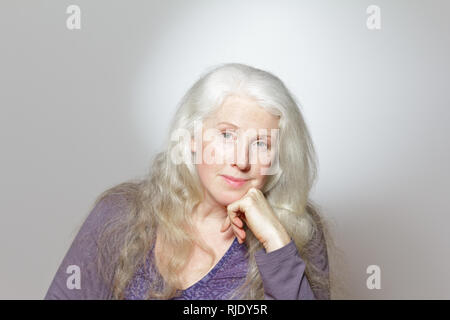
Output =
[{"x1": 192, "y1": 95, "x2": 280, "y2": 207}]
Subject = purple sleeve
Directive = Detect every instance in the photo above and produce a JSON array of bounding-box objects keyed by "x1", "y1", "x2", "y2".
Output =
[
  {"x1": 254, "y1": 234, "x2": 329, "y2": 300},
  {"x1": 44, "y1": 196, "x2": 122, "y2": 300}
]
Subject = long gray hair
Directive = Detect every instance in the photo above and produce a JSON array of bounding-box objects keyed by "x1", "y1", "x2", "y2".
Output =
[{"x1": 93, "y1": 63, "x2": 335, "y2": 299}]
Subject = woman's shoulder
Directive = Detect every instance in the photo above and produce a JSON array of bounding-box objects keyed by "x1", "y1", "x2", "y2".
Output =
[
  {"x1": 82, "y1": 193, "x2": 130, "y2": 234},
  {"x1": 84, "y1": 181, "x2": 142, "y2": 233}
]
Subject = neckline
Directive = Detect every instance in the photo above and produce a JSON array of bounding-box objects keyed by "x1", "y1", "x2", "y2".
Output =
[{"x1": 182, "y1": 236, "x2": 238, "y2": 292}]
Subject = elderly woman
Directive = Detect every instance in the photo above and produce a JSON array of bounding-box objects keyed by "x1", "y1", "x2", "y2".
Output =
[{"x1": 44, "y1": 63, "x2": 331, "y2": 300}]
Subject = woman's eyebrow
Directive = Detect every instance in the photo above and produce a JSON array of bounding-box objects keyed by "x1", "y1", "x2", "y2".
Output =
[
  {"x1": 216, "y1": 122, "x2": 272, "y2": 138},
  {"x1": 216, "y1": 121, "x2": 239, "y2": 128}
]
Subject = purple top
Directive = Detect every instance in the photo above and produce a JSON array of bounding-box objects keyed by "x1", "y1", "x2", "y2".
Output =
[{"x1": 44, "y1": 195, "x2": 330, "y2": 300}]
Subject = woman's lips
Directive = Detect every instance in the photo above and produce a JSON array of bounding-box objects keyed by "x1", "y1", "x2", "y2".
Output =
[{"x1": 221, "y1": 175, "x2": 248, "y2": 188}]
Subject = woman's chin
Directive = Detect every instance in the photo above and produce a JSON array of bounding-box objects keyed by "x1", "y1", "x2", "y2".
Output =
[{"x1": 215, "y1": 193, "x2": 245, "y2": 206}]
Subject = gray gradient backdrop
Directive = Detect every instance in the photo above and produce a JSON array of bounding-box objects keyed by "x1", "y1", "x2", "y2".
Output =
[{"x1": 1, "y1": 0, "x2": 449, "y2": 299}]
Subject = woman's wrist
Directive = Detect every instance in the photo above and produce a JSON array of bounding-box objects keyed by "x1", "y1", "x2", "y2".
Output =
[{"x1": 262, "y1": 227, "x2": 291, "y2": 253}]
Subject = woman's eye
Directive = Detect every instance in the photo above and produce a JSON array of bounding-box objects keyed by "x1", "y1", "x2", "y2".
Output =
[
  {"x1": 221, "y1": 132, "x2": 234, "y2": 140},
  {"x1": 254, "y1": 140, "x2": 268, "y2": 148}
]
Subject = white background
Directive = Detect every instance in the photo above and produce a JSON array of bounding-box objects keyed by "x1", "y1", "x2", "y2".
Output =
[{"x1": 0, "y1": 0, "x2": 449, "y2": 299}]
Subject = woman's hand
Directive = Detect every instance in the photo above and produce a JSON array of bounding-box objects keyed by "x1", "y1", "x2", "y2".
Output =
[{"x1": 220, "y1": 187, "x2": 292, "y2": 252}]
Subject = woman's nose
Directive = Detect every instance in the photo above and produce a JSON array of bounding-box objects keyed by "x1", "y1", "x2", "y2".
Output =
[{"x1": 233, "y1": 139, "x2": 251, "y2": 171}]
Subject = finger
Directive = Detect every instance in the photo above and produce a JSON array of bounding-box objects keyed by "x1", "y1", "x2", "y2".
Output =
[
  {"x1": 232, "y1": 216, "x2": 244, "y2": 228},
  {"x1": 232, "y1": 226, "x2": 244, "y2": 244},
  {"x1": 227, "y1": 207, "x2": 239, "y2": 223},
  {"x1": 220, "y1": 215, "x2": 231, "y2": 232},
  {"x1": 227, "y1": 208, "x2": 243, "y2": 231},
  {"x1": 231, "y1": 224, "x2": 246, "y2": 240},
  {"x1": 227, "y1": 200, "x2": 246, "y2": 217},
  {"x1": 238, "y1": 212, "x2": 247, "y2": 224}
]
